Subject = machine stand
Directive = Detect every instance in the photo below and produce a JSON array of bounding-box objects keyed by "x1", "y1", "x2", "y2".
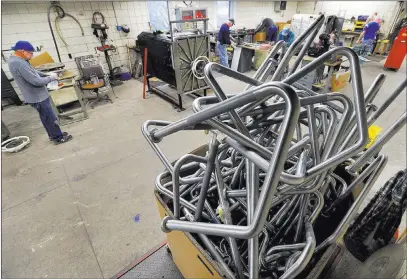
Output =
[{"x1": 146, "y1": 75, "x2": 185, "y2": 111}]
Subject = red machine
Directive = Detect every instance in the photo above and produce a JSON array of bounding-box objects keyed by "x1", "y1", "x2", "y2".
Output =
[{"x1": 384, "y1": 26, "x2": 407, "y2": 71}]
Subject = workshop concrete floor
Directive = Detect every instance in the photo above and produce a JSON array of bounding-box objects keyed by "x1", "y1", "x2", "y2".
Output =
[{"x1": 2, "y1": 59, "x2": 406, "y2": 279}]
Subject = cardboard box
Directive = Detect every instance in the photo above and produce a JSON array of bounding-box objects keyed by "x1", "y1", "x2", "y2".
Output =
[{"x1": 331, "y1": 71, "x2": 350, "y2": 92}]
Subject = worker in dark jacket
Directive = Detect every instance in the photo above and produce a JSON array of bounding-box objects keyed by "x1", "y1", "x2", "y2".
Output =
[
  {"x1": 217, "y1": 19, "x2": 235, "y2": 67},
  {"x1": 266, "y1": 21, "x2": 278, "y2": 44},
  {"x1": 8, "y1": 41, "x2": 72, "y2": 144},
  {"x1": 255, "y1": 18, "x2": 277, "y2": 43}
]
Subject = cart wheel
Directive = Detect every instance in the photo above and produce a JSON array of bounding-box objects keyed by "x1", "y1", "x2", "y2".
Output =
[
  {"x1": 165, "y1": 244, "x2": 172, "y2": 256},
  {"x1": 383, "y1": 67, "x2": 389, "y2": 71}
]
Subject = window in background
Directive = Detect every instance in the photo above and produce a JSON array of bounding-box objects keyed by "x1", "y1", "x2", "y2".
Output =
[
  {"x1": 217, "y1": 1, "x2": 231, "y2": 28},
  {"x1": 147, "y1": 1, "x2": 169, "y2": 31}
]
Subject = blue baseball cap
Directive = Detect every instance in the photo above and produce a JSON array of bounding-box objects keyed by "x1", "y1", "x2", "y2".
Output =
[
  {"x1": 282, "y1": 27, "x2": 290, "y2": 36},
  {"x1": 11, "y1": 41, "x2": 35, "y2": 52}
]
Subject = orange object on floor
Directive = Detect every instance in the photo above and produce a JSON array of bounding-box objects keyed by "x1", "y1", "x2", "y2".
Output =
[{"x1": 384, "y1": 26, "x2": 407, "y2": 71}]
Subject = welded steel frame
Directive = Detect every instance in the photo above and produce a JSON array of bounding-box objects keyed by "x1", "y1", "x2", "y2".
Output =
[{"x1": 148, "y1": 18, "x2": 211, "y2": 111}]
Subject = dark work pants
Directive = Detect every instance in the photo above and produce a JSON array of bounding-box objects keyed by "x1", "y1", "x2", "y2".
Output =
[{"x1": 30, "y1": 98, "x2": 63, "y2": 140}]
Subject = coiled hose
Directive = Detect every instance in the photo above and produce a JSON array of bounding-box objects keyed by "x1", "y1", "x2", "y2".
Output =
[
  {"x1": 47, "y1": 4, "x2": 64, "y2": 62},
  {"x1": 47, "y1": 4, "x2": 84, "y2": 61},
  {"x1": 55, "y1": 13, "x2": 84, "y2": 59}
]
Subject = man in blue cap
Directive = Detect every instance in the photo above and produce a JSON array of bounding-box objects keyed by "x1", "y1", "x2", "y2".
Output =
[
  {"x1": 278, "y1": 26, "x2": 295, "y2": 47},
  {"x1": 217, "y1": 19, "x2": 235, "y2": 67},
  {"x1": 8, "y1": 41, "x2": 72, "y2": 144}
]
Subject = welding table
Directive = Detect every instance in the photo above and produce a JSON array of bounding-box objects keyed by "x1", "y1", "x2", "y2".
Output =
[
  {"x1": 36, "y1": 62, "x2": 89, "y2": 125},
  {"x1": 48, "y1": 77, "x2": 89, "y2": 126}
]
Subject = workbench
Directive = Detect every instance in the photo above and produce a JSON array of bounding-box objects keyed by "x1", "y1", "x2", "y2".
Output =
[
  {"x1": 33, "y1": 55, "x2": 89, "y2": 125},
  {"x1": 231, "y1": 43, "x2": 273, "y2": 72},
  {"x1": 340, "y1": 31, "x2": 362, "y2": 47},
  {"x1": 231, "y1": 45, "x2": 255, "y2": 72},
  {"x1": 48, "y1": 78, "x2": 89, "y2": 125},
  {"x1": 210, "y1": 39, "x2": 267, "y2": 73}
]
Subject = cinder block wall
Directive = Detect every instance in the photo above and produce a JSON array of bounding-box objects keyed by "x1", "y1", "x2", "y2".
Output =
[
  {"x1": 234, "y1": 1, "x2": 299, "y2": 29},
  {"x1": 1, "y1": 1, "x2": 149, "y2": 100}
]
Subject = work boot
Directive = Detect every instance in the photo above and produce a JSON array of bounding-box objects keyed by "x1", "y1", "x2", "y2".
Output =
[
  {"x1": 49, "y1": 132, "x2": 68, "y2": 141},
  {"x1": 53, "y1": 133, "x2": 73, "y2": 145}
]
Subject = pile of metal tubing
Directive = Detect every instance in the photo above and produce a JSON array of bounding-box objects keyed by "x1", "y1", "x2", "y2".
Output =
[{"x1": 142, "y1": 14, "x2": 407, "y2": 279}]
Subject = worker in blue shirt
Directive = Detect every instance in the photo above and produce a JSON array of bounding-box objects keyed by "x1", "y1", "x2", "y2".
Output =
[
  {"x1": 266, "y1": 21, "x2": 278, "y2": 44},
  {"x1": 356, "y1": 18, "x2": 381, "y2": 55},
  {"x1": 217, "y1": 19, "x2": 235, "y2": 67},
  {"x1": 278, "y1": 26, "x2": 295, "y2": 47}
]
